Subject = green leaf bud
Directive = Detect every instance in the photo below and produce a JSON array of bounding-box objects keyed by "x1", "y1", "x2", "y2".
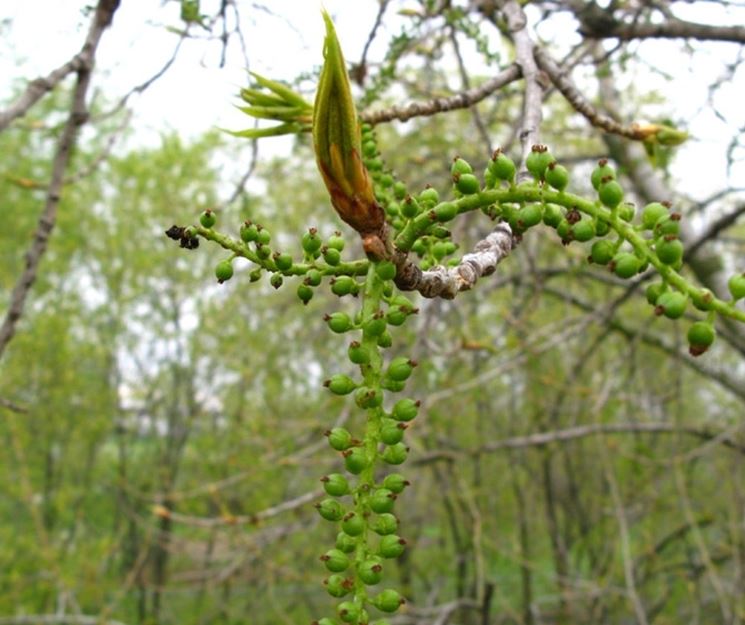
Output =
[
  {"x1": 337, "y1": 601, "x2": 360, "y2": 623},
  {"x1": 656, "y1": 237, "x2": 684, "y2": 265},
  {"x1": 379, "y1": 534, "x2": 407, "y2": 558},
  {"x1": 321, "y1": 550, "x2": 350, "y2": 573},
  {"x1": 325, "y1": 312, "x2": 353, "y2": 333},
  {"x1": 589, "y1": 240, "x2": 614, "y2": 265},
  {"x1": 542, "y1": 204, "x2": 563, "y2": 228},
  {"x1": 341, "y1": 512, "x2": 365, "y2": 537},
  {"x1": 455, "y1": 173, "x2": 480, "y2": 195},
  {"x1": 646, "y1": 282, "x2": 665, "y2": 305},
  {"x1": 370, "y1": 488, "x2": 397, "y2": 514},
  {"x1": 591, "y1": 159, "x2": 615, "y2": 190},
  {"x1": 331, "y1": 276, "x2": 358, "y2": 297},
  {"x1": 270, "y1": 273, "x2": 283, "y2": 289},
  {"x1": 655, "y1": 291, "x2": 687, "y2": 319},
  {"x1": 572, "y1": 218, "x2": 595, "y2": 242},
  {"x1": 343, "y1": 447, "x2": 370, "y2": 474},
  {"x1": 381, "y1": 442, "x2": 408, "y2": 465},
  {"x1": 302, "y1": 228, "x2": 323, "y2": 255},
  {"x1": 335, "y1": 531, "x2": 357, "y2": 553},
  {"x1": 687, "y1": 321, "x2": 716, "y2": 356},
  {"x1": 321, "y1": 473, "x2": 350, "y2": 497},
  {"x1": 393, "y1": 181, "x2": 407, "y2": 200},
  {"x1": 434, "y1": 201, "x2": 458, "y2": 222},
  {"x1": 327, "y1": 232, "x2": 346, "y2": 251},
  {"x1": 371, "y1": 513, "x2": 398, "y2": 535},
  {"x1": 324, "y1": 374, "x2": 357, "y2": 395},
  {"x1": 545, "y1": 162, "x2": 569, "y2": 191},
  {"x1": 386, "y1": 356, "x2": 416, "y2": 382},
  {"x1": 380, "y1": 419, "x2": 407, "y2": 445},
  {"x1": 199, "y1": 209, "x2": 216, "y2": 228},
  {"x1": 358, "y1": 559, "x2": 384, "y2": 585},
  {"x1": 641, "y1": 202, "x2": 669, "y2": 230},
  {"x1": 599, "y1": 179, "x2": 623, "y2": 208},
  {"x1": 376, "y1": 260, "x2": 397, "y2": 281},
  {"x1": 297, "y1": 283, "x2": 314, "y2": 305},
  {"x1": 324, "y1": 574, "x2": 351, "y2": 598},
  {"x1": 324, "y1": 247, "x2": 342, "y2": 266},
  {"x1": 240, "y1": 221, "x2": 258, "y2": 242},
  {"x1": 451, "y1": 157, "x2": 473, "y2": 177},
  {"x1": 348, "y1": 341, "x2": 369, "y2": 365},
  {"x1": 612, "y1": 253, "x2": 641, "y2": 279},
  {"x1": 490, "y1": 150, "x2": 516, "y2": 181},
  {"x1": 392, "y1": 398, "x2": 419, "y2": 422},
  {"x1": 316, "y1": 499, "x2": 345, "y2": 522},
  {"x1": 373, "y1": 589, "x2": 404, "y2": 613},
  {"x1": 418, "y1": 187, "x2": 439, "y2": 208},
  {"x1": 727, "y1": 273, "x2": 745, "y2": 300},
  {"x1": 215, "y1": 260, "x2": 233, "y2": 283},
  {"x1": 327, "y1": 427, "x2": 353, "y2": 451}
]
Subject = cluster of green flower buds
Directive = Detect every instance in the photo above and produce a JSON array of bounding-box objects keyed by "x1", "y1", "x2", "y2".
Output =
[{"x1": 313, "y1": 260, "x2": 419, "y2": 625}]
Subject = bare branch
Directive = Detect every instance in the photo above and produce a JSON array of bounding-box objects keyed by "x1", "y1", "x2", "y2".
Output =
[
  {"x1": 580, "y1": 15, "x2": 745, "y2": 44},
  {"x1": 0, "y1": 616, "x2": 128, "y2": 625},
  {"x1": 394, "y1": 223, "x2": 514, "y2": 299},
  {"x1": 686, "y1": 203, "x2": 745, "y2": 260},
  {"x1": 415, "y1": 422, "x2": 745, "y2": 466},
  {"x1": 497, "y1": 1, "x2": 544, "y2": 172},
  {"x1": 359, "y1": 64, "x2": 521, "y2": 125},
  {"x1": 0, "y1": 0, "x2": 121, "y2": 361},
  {"x1": 534, "y1": 46, "x2": 648, "y2": 141},
  {"x1": 0, "y1": 397, "x2": 27, "y2": 413}
]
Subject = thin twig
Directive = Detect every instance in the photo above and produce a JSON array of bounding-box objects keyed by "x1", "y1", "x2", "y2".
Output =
[{"x1": 359, "y1": 64, "x2": 521, "y2": 125}]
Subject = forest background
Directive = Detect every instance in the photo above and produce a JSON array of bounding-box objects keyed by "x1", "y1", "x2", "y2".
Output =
[{"x1": 1, "y1": 1, "x2": 745, "y2": 625}]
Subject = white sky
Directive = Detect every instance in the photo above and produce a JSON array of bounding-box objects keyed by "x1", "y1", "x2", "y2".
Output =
[{"x1": 1, "y1": 1, "x2": 744, "y2": 204}]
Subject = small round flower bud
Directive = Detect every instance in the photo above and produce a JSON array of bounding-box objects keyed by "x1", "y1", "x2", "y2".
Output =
[
  {"x1": 599, "y1": 179, "x2": 623, "y2": 208},
  {"x1": 655, "y1": 291, "x2": 687, "y2": 319},
  {"x1": 325, "y1": 312, "x2": 353, "y2": 333},
  {"x1": 727, "y1": 273, "x2": 745, "y2": 300},
  {"x1": 297, "y1": 283, "x2": 314, "y2": 305},
  {"x1": 321, "y1": 473, "x2": 350, "y2": 497},
  {"x1": 371, "y1": 513, "x2": 398, "y2": 535},
  {"x1": 357, "y1": 558, "x2": 383, "y2": 585},
  {"x1": 326, "y1": 427, "x2": 353, "y2": 451},
  {"x1": 392, "y1": 398, "x2": 419, "y2": 422},
  {"x1": 199, "y1": 209, "x2": 216, "y2": 228},
  {"x1": 641, "y1": 202, "x2": 669, "y2": 230},
  {"x1": 316, "y1": 499, "x2": 345, "y2": 522},
  {"x1": 545, "y1": 162, "x2": 569, "y2": 191},
  {"x1": 489, "y1": 150, "x2": 516, "y2": 181},
  {"x1": 591, "y1": 159, "x2": 615, "y2": 190},
  {"x1": 455, "y1": 173, "x2": 480, "y2": 195},
  {"x1": 215, "y1": 260, "x2": 233, "y2": 283},
  {"x1": 343, "y1": 447, "x2": 370, "y2": 474},
  {"x1": 376, "y1": 261, "x2": 397, "y2": 281},
  {"x1": 382, "y1": 473, "x2": 410, "y2": 494},
  {"x1": 341, "y1": 512, "x2": 365, "y2": 537},
  {"x1": 656, "y1": 237, "x2": 683, "y2": 265},
  {"x1": 324, "y1": 375, "x2": 357, "y2": 396},
  {"x1": 374, "y1": 589, "x2": 404, "y2": 613},
  {"x1": 386, "y1": 357, "x2": 416, "y2": 382},
  {"x1": 370, "y1": 488, "x2": 397, "y2": 514},
  {"x1": 381, "y1": 443, "x2": 408, "y2": 465},
  {"x1": 687, "y1": 321, "x2": 715, "y2": 357},
  {"x1": 324, "y1": 574, "x2": 351, "y2": 598},
  {"x1": 379, "y1": 535, "x2": 407, "y2": 558},
  {"x1": 321, "y1": 549, "x2": 350, "y2": 573}
]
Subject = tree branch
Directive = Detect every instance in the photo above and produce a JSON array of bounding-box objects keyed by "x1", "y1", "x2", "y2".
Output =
[
  {"x1": 0, "y1": 0, "x2": 121, "y2": 362},
  {"x1": 580, "y1": 15, "x2": 745, "y2": 44},
  {"x1": 359, "y1": 64, "x2": 521, "y2": 125}
]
